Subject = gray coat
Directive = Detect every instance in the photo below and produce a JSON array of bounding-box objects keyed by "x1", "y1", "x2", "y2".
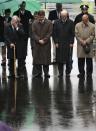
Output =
[
  {"x1": 75, "y1": 21, "x2": 95, "y2": 58},
  {"x1": 32, "y1": 19, "x2": 53, "y2": 65}
]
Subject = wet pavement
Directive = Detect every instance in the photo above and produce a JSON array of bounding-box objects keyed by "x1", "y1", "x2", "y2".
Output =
[{"x1": 0, "y1": 1, "x2": 96, "y2": 131}]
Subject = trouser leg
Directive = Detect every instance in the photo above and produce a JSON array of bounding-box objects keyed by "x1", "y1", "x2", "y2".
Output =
[
  {"x1": 86, "y1": 58, "x2": 93, "y2": 75},
  {"x1": 66, "y1": 56, "x2": 71, "y2": 74},
  {"x1": 43, "y1": 65, "x2": 49, "y2": 75},
  {"x1": 8, "y1": 59, "x2": 14, "y2": 75},
  {"x1": 78, "y1": 58, "x2": 85, "y2": 75},
  {"x1": 58, "y1": 63, "x2": 64, "y2": 76},
  {"x1": 1, "y1": 45, "x2": 6, "y2": 65},
  {"x1": 18, "y1": 59, "x2": 26, "y2": 75},
  {"x1": 32, "y1": 64, "x2": 42, "y2": 77}
]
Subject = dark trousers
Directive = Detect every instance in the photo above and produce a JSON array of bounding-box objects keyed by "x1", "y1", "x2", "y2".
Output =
[
  {"x1": 78, "y1": 58, "x2": 93, "y2": 75},
  {"x1": 58, "y1": 55, "x2": 72, "y2": 76},
  {"x1": 8, "y1": 59, "x2": 14, "y2": 75},
  {"x1": 33, "y1": 64, "x2": 49, "y2": 76},
  {"x1": 58, "y1": 63, "x2": 64, "y2": 76},
  {"x1": 2, "y1": 45, "x2": 6, "y2": 63},
  {"x1": 8, "y1": 58, "x2": 26, "y2": 75},
  {"x1": 17, "y1": 59, "x2": 26, "y2": 75}
]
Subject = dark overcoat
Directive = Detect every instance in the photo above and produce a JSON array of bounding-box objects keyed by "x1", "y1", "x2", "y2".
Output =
[
  {"x1": 0, "y1": 16, "x2": 4, "y2": 42},
  {"x1": 48, "y1": 10, "x2": 59, "y2": 21},
  {"x1": 13, "y1": 9, "x2": 33, "y2": 36},
  {"x1": 53, "y1": 19, "x2": 75, "y2": 63},
  {"x1": 4, "y1": 24, "x2": 26, "y2": 59},
  {"x1": 74, "y1": 13, "x2": 95, "y2": 25},
  {"x1": 32, "y1": 19, "x2": 53, "y2": 65}
]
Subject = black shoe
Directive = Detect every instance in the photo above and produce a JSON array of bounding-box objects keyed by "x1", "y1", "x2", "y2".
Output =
[
  {"x1": 8, "y1": 74, "x2": 15, "y2": 78},
  {"x1": 51, "y1": 61, "x2": 57, "y2": 65},
  {"x1": 33, "y1": 73, "x2": 42, "y2": 78},
  {"x1": 77, "y1": 74, "x2": 85, "y2": 78},
  {"x1": 87, "y1": 74, "x2": 92, "y2": 78},
  {"x1": 44, "y1": 74, "x2": 50, "y2": 78},
  {"x1": 17, "y1": 74, "x2": 25, "y2": 78},
  {"x1": 58, "y1": 74, "x2": 63, "y2": 78},
  {"x1": 66, "y1": 73, "x2": 70, "y2": 77},
  {"x1": 1, "y1": 62, "x2": 6, "y2": 66}
]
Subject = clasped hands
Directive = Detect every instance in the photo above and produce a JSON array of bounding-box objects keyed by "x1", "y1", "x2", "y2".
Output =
[
  {"x1": 80, "y1": 39, "x2": 87, "y2": 46},
  {"x1": 10, "y1": 43, "x2": 15, "y2": 48},
  {"x1": 39, "y1": 39, "x2": 45, "y2": 45},
  {"x1": 39, "y1": 38, "x2": 47, "y2": 45}
]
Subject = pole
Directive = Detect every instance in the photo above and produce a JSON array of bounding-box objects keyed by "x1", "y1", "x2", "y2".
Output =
[
  {"x1": 13, "y1": 45, "x2": 16, "y2": 77},
  {"x1": 45, "y1": 0, "x2": 46, "y2": 9}
]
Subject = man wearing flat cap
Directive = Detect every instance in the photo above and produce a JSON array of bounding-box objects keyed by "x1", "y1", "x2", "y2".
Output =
[{"x1": 74, "y1": 4, "x2": 95, "y2": 25}]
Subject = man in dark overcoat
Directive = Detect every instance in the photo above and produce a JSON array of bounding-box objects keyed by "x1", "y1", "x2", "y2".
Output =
[
  {"x1": 0, "y1": 15, "x2": 4, "y2": 45},
  {"x1": 13, "y1": 1, "x2": 33, "y2": 65},
  {"x1": 53, "y1": 10, "x2": 75, "y2": 77},
  {"x1": 1, "y1": 9, "x2": 12, "y2": 66},
  {"x1": 4, "y1": 16, "x2": 26, "y2": 78},
  {"x1": 32, "y1": 10, "x2": 53, "y2": 78},
  {"x1": 48, "y1": 3, "x2": 62, "y2": 22}
]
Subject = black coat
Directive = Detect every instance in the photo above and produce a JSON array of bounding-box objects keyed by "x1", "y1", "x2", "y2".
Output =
[
  {"x1": 0, "y1": 16, "x2": 4, "y2": 42},
  {"x1": 74, "y1": 13, "x2": 95, "y2": 25},
  {"x1": 48, "y1": 10, "x2": 59, "y2": 21},
  {"x1": 13, "y1": 9, "x2": 33, "y2": 37},
  {"x1": 53, "y1": 19, "x2": 75, "y2": 63},
  {"x1": 4, "y1": 24, "x2": 26, "y2": 59},
  {"x1": 3, "y1": 16, "x2": 11, "y2": 23}
]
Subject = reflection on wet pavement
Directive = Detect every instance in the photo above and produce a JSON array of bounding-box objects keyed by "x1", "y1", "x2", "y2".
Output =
[{"x1": 0, "y1": 69, "x2": 96, "y2": 131}]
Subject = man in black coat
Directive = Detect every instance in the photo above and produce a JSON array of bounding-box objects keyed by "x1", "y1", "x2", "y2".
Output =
[
  {"x1": 53, "y1": 10, "x2": 75, "y2": 77},
  {"x1": 0, "y1": 15, "x2": 4, "y2": 45},
  {"x1": 13, "y1": 1, "x2": 34, "y2": 65},
  {"x1": 74, "y1": 4, "x2": 95, "y2": 25},
  {"x1": 1, "y1": 9, "x2": 12, "y2": 66},
  {"x1": 48, "y1": 3, "x2": 62, "y2": 22},
  {"x1": 4, "y1": 16, "x2": 26, "y2": 78}
]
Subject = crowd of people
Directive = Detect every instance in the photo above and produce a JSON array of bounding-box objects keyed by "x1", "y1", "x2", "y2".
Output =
[{"x1": 0, "y1": 1, "x2": 95, "y2": 79}]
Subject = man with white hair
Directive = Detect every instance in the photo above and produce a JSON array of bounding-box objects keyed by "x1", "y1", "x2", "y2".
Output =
[
  {"x1": 4, "y1": 15, "x2": 26, "y2": 78},
  {"x1": 53, "y1": 9, "x2": 75, "y2": 77}
]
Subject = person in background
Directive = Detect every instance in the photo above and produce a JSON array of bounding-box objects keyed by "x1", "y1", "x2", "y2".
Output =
[
  {"x1": 48, "y1": 3, "x2": 62, "y2": 22},
  {"x1": 53, "y1": 10, "x2": 74, "y2": 78},
  {"x1": 74, "y1": 4, "x2": 95, "y2": 25},
  {"x1": 1, "y1": 9, "x2": 11, "y2": 66},
  {"x1": 48, "y1": 3, "x2": 62, "y2": 64},
  {"x1": 32, "y1": 10, "x2": 53, "y2": 78},
  {"x1": 0, "y1": 15, "x2": 4, "y2": 58},
  {"x1": 75, "y1": 14, "x2": 95, "y2": 78},
  {"x1": 13, "y1": 1, "x2": 34, "y2": 66}
]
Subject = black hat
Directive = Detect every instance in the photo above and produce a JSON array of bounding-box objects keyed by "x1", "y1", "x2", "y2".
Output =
[
  {"x1": 4, "y1": 9, "x2": 11, "y2": 14},
  {"x1": 80, "y1": 5, "x2": 89, "y2": 10}
]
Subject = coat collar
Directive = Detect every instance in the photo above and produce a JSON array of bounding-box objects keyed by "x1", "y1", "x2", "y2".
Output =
[{"x1": 81, "y1": 21, "x2": 90, "y2": 27}]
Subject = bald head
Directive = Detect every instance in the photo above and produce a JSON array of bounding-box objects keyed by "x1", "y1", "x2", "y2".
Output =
[
  {"x1": 60, "y1": 9, "x2": 69, "y2": 21},
  {"x1": 82, "y1": 14, "x2": 89, "y2": 24}
]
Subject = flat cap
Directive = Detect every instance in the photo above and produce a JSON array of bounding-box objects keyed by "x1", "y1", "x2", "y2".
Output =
[{"x1": 80, "y1": 5, "x2": 89, "y2": 10}]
